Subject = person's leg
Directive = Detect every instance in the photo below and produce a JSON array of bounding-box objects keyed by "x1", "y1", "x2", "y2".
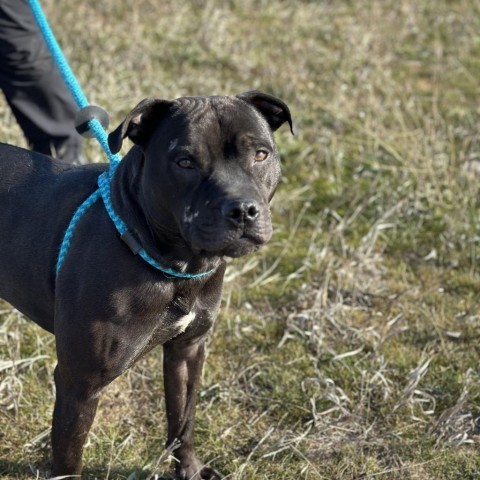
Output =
[{"x1": 0, "y1": 0, "x2": 84, "y2": 164}]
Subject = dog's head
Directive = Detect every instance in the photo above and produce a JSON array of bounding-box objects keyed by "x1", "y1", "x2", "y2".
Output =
[{"x1": 108, "y1": 92, "x2": 292, "y2": 258}]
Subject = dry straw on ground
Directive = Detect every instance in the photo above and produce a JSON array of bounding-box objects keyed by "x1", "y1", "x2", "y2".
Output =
[{"x1": 1, "y1": 1, "x2": 480, "y2": 479}]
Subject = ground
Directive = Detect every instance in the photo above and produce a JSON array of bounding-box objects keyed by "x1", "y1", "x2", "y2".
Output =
[{"x1": 1, "y1": 1, "x2": 480, "y2": 479}]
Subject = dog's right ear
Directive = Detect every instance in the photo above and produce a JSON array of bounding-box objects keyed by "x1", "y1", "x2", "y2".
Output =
[{"x1": 108, "y1": 98, "x2": 174, "y2": 154}]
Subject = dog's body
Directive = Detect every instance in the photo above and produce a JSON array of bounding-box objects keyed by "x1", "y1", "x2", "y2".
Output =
[{"x1": 0, "y1": 92, "x2": 291, "y2": 479}]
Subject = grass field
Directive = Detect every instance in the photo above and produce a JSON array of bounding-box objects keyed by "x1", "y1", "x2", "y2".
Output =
[{"x1": 1, "y1": 0, "x2": 480, "y2": 478}]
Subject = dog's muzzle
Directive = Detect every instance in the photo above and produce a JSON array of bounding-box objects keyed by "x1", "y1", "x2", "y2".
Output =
[{"x1": 182, "y1": 197, "x2": 272, "y2": 258}]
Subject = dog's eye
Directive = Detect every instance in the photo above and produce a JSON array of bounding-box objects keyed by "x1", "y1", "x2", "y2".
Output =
[
  {"x1": 177, "y1": 158, "x2": 194, "y2": 169},
  {"x1": 254, "y1": 150, "x2": 269, "y2": 162}
]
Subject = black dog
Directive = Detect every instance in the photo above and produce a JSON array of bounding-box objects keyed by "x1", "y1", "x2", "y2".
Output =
[{"x1": 0, "y1": 91, "x2": 292, "y2": 479}]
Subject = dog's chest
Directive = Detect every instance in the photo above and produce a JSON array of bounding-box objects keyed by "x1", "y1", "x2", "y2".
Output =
[
  {"x1": 164, "y1": 294, "x2": 198, "y2": 334},
  {"x1": 174, "y1": 310, "x2": 197, "y2": 333},
  {"x1": 142, "y1": 293, "x2": 206, "y2": 346},
  {"x1": 111, "y1": 281, "x2": 220, "y2": 365}
]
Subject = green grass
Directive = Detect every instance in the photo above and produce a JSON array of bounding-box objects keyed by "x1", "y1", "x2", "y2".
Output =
[{"x1": 2, "y1": 0, "x2": 480, "y2": 478}]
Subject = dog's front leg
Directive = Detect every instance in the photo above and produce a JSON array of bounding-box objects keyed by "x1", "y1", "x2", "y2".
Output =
[
  {"x1": 51, "y1": 366, "x2": 100, "y2": 476},
  {"x1": 163, "y1": 338, "x2": 222, "y2": 480}
]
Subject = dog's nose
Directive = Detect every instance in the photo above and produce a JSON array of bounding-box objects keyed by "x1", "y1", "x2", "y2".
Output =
[{"x1": 222, "y1": 199, "x2": 260, "y2": 225}]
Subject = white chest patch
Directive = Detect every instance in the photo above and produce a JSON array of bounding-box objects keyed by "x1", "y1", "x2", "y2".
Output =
[{"x1": 175, "y1": 311, "x2": 196, "y2": 333}]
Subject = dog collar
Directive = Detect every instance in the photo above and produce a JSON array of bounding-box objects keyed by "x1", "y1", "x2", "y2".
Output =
[
  {"x1": 55, "y1": 171, "x2": 216, "y2": 280},
  {"x1": 97, "y1": 172, "x2": 216, "y2": 279}
]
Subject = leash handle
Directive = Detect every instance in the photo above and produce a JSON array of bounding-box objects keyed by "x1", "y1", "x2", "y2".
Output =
[{"x1": 28, "y1": 0, "x2": 121, "y2": 167}]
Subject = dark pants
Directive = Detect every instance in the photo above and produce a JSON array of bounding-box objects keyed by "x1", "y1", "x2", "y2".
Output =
[{"x1": 0, "y1": 0, "x2": 83, "y2": 164}]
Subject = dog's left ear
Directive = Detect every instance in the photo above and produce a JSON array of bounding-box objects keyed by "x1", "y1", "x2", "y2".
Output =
[
  {"x1": 237, "y1": 91, "x2": 294, "y2": 135},
  {"x1": 108, "y1": 98, "x2": 174, "y2": 154}
]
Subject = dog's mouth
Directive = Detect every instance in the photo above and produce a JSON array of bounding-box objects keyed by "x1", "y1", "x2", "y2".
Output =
[
  {"x1": 185, "y1": 225, "x2": 270, "y2": 258},
  {"x1": 180, "y1": 199, "x2": 273, "y2": 258},
  {"x1": 219, "y1": 234, "x2": 264, "y2": 258}
]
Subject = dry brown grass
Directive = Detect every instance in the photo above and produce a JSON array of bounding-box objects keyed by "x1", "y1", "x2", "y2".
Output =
[{"x1": 2, "y1": 0, "x2": 480, "y2": 479}]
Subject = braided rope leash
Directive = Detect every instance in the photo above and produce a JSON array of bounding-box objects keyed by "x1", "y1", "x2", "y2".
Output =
[
  {"x1": 28, "y1": 0, "x2": 120, "y2": 168},
  {"x1": 28, "y1": 0, "x2": 120, "y2": 275},
  {"x1": 29, "y1": 0, "x2": 216, "y2": 280}
]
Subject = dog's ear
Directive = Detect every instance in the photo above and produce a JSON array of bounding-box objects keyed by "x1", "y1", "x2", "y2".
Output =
[
  {"x1": 237, "y1": 91, "x2": 293, "y2": 135},
  {"x1": 108, "y1": 98, "x2": 174, "y2": 154}
]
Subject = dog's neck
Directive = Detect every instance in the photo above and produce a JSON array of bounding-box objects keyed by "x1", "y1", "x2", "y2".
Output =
[{"x1": 109, "y1": 147, "x2": 221, "y2": 276}]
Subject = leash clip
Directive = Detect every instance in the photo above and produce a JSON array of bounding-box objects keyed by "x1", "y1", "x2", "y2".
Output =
[{"x1": 74, "y1": 105, "x2": 110, "y2": 138}]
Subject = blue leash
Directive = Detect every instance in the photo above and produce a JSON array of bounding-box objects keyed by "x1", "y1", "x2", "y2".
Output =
[
  {"x1": 29, "y1": 0, "x2": 215, "y2": 280},
  {"x1": 28, "y1": 0, "x2": 120, "y2": 168}
]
